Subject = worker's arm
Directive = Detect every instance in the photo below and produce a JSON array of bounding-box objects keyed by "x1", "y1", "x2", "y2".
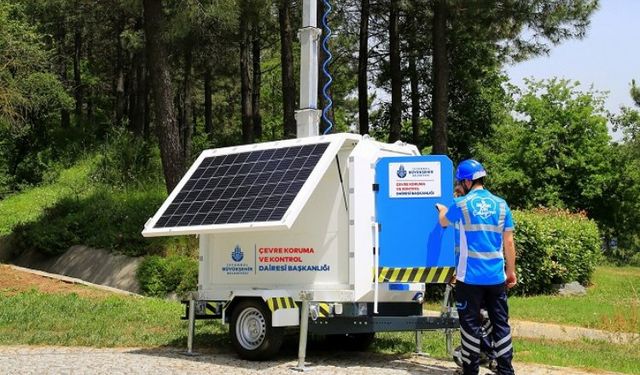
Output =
[
  {"x1": 503, "y1": 230, "x2": 517, "y2": 289},
  {"x1": 435, "y1": 203, "x2": 450, "y2": 227}
]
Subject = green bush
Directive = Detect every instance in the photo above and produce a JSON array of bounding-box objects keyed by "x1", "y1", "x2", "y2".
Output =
[
  {"x1": 92, "y1": 129, "x2": 161, "y2": 187},
  {"x1": 11, "y1": 198, "x2": 81, "y2": 255},
  {"x1": 512, "y1": 208, "x2": 602, "y2": 295},
  {"x1": 12, "y1": 185, "x2": 168, "y2": 257},
  {"x1": 629, "y1": 252, "x2": 640, "y2": 267},
  {"x1": 137, "y1": 255, "x2": 198, "y2": 297}
]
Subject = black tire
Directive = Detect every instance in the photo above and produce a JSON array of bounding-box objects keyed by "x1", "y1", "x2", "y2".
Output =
[
  {"x1": 326, "y1": 332, "x2": 376, "y2": 351},
  {"x1": 229, "y1": 299, "x2": 284, "y2": 360}
]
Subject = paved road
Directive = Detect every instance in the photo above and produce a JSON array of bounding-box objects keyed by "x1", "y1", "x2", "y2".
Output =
[{"x1": 0, "y1": 346, "x2": 621, "y2": 375}]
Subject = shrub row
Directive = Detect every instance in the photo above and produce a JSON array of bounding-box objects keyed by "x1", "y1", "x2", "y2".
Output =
[
  {"x1": 426, "y1": 208, "x2": 602, "y2": 300},
  {"x1": 511, "y1": 208, "x2": 601, "y2": 295},
  {"x1": 139, "y1": 208, "x2": 600, "y2": 298},
  {"x1": 137, "y1": 255, "x2": 198, "y2": 297}
]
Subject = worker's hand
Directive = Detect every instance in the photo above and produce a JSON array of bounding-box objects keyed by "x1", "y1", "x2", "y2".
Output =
[
  {"x1": 506, "y1": 271, "x2": 517, "y2": 289},
  {"x1": 435, "y1": 203, "x2": 448, "y2": 214},
  {"x1": 454, "y1": 184, "x2": 465, "y2": 197}
]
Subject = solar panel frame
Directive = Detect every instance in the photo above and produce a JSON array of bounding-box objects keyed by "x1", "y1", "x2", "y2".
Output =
[{"x1": 142, "y1": 133, "x2": 361, "y2": 237}]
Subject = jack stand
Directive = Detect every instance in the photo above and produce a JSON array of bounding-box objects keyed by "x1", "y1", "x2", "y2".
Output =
[
  {"x1": 292, "y1": 293, "x2": 311, "y2": 372},
  {"x1": 414, "y1": 330, "x2": 430, "y2": 357},
  {"x1": 445, "y1": 328, "x2": 454, "y2": 357},
  {"x1": 181, "y1": 297, "x2": 199, "y2": 356},
  {"x1": 442, "y1": 283, "x2": 456, "y2": 356}
]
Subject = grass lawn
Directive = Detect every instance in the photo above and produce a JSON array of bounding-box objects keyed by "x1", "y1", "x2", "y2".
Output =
[
  {"x1": 0, "y1": 289, "x2": 227, "y2": 348},
  {"x1": 509, "y1": 266, "x2": 640, "y2": 332},
  {"x1": 515, "y1": 337, "x2": 640, "y2": 374}
]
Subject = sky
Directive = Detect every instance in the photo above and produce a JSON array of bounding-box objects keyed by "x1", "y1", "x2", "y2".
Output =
[{"x1": 505, "y1": 0, "x2": 639, "y2": 140}]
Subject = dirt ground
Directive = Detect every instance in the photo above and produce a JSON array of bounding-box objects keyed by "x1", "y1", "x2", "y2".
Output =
[{"x1": 0, "y1": 264, "x2": 111, "y2": 298}]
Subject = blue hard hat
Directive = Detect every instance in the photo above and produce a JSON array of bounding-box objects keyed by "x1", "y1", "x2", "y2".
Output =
[{"x1": 456, "y1": 159, "x2": 487, "y2": 181}]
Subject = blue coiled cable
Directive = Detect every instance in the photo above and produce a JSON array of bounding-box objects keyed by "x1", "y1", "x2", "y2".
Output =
[{"x1": 321, "y1": 0, "x2": 334, "y2": 135}]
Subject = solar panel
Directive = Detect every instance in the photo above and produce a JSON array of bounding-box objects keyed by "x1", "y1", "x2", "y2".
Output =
[{"x1": 152, "y1": 142, "x2": 330, "y2": 228}]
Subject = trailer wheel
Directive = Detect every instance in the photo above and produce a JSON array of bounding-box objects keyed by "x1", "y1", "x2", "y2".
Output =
[
  {"x1": 229, "y1": 299, "x2": 284, "y2": 360},
  {"x1": 327, "y1": 332, "x2": 375, "y2": 351}
]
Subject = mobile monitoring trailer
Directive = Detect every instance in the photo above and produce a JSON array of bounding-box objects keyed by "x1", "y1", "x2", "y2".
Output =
[
  {"x1": 142, "y1": 133, "x2": 460, "y2": 362},
  {"x1": 141, "y1": 0, "x2": 459, "y2": 365}
]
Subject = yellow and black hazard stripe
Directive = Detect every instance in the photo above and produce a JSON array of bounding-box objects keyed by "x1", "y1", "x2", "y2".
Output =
[
  {"x1": 376, "y1": 266, "x2": 455, "y2": 283},
  {"x1": 200, "y1": 302, "x2": 218, "y2": 315},
  {"x1": 266, "y1": 297, "x2": 297, "y2": 312},
  {"x1": 316, "y1": 303, "x2": 331, "y2": 318}
]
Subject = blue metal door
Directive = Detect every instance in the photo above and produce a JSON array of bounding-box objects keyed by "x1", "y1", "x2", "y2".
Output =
[{"x1": 375, "y1": 155, "x2": 456, "y2": 283}]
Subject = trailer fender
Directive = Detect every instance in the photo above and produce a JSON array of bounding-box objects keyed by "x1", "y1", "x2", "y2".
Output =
[
  {"x1": 266, "y1": 297, "x2": 300, "y2": 327},
  {"x1": 223, "y1": 291, "x2": 300, "y2": 327}
]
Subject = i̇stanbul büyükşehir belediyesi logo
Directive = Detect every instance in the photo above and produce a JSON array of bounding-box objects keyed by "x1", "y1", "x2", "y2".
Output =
[
  {"x1": 397, "y1": 165, "x2": 407, "y2": 178},
  {"x1": 231, "y1": 245, "x2": 244, "y2": 262},
  {"x1": 222, "y1": 244, "x2": 253, "y2": 275},
  {"x1": 471, "y1": 198, "x2": 497, "y2": 219}
]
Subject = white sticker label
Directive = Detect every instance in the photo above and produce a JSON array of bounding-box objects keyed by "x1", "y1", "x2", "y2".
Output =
[{"x1": 389, "y1": 162, "x2": 441, "y2": 198}]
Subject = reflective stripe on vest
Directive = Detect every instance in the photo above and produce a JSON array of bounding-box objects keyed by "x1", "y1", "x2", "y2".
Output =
[{"x1": 468, "y1": 250, "x2": 503, "y2": 260}]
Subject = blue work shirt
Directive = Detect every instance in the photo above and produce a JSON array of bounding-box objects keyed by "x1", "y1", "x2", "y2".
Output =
[{"x1": 446, "y1": 188, "x2": 514, "y2": 285}]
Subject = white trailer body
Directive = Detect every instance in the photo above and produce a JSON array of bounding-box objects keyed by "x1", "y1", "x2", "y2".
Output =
[
  {"x1": 193, "y1": 134, "x2": 423, "y2": 307},
  {"x1": 142, "y1": 133, "x2": 458, "y2": 359}
]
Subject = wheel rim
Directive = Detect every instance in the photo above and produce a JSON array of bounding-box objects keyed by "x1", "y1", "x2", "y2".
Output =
[{"x1": 235, "y1": 307, "x2": 267, "y2": 350}]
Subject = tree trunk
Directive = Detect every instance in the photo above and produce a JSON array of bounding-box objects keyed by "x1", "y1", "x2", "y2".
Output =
[
  {"x1": 182, "y1": 45, "x2": 193, "y2": 162},
  {"x1": 431, "y1": 0, "x2": 448, "y2": 154},
  {"x1": 143, "y1": 66, "x2": 151, "y2": 140},
  {"x1": 128, "y1": 56, "x2": 138, "y2": 133},
  {"x1": 358, "y1": 0, "x2": 370, "y2": 135},
  {"x1": 204, "y1": 67, "x2": 213, "y2": 138},
  {"x1": 408, "y1": 11, "x2": 421, "y2": 148},
  {"x1": 409, "y1": 55, "x2": 420, "y2": 148},
  {"x1": 143, "y1": 0, "x2": 185, "y2": 193},
  {"x1": 114, "y1": 31, "x2": 126, "y2": 127},
  {"x1": 252, "y1": 26, "x2": 262, "y2": 139},
  {"x1": 86, "y1": 35, "x2": 93, "y2": 124},
  {"x1": 131, "y1": 53, "x2": 146, "y2": 137},
  {"x1": 192, "y1": 103, "x2": 197, "y2": 137},
  {"x1": 388, "y1": 0, "x2": 402, "y2": 143},
  {"x1": 58, "y1": 24, "x2": 70, "y2": 128},
  {"x1": 175, "y1": 92, "x2": 183, "y2": 148},
  {"x1": 279, "y1": 0, "x2": 296, "y2": 138},
  {"x1": 240, "y1": 2, "x2": 254, "y2": 144},
  {"x1": 73, "y1": 25, "x2": 83, "y2": 123}
]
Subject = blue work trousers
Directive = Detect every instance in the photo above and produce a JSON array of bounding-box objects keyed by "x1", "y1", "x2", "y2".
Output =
[{"x1": 456, "y1": 281, "x2": 515, "y2": 375}]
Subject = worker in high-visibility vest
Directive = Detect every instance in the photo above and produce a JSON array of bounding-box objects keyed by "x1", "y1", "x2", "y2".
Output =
[{"x1": 436, "y1": 159, "x2": 517, "y2": 375}]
